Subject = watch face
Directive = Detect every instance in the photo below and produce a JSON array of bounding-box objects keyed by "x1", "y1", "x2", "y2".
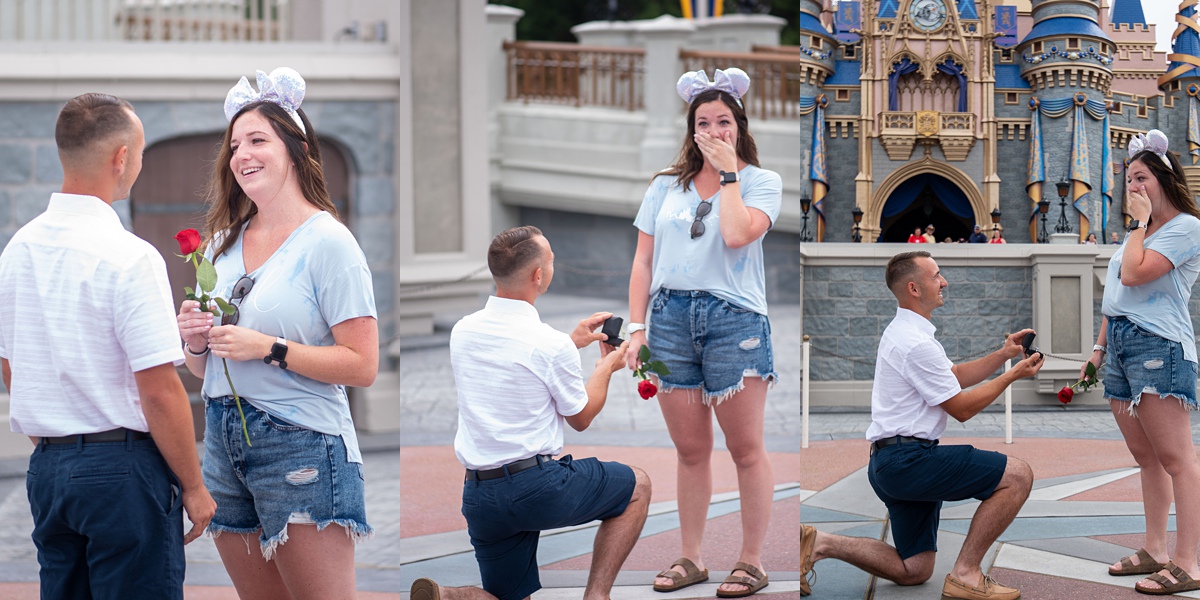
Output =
[{"x1": 909, "y1": 0, "x2": 948, "y2": 32}]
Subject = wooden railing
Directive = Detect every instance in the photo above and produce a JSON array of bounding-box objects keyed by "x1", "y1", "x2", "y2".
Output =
[
  {"x1": 0, "y1": 0, "x2": 289, "y2": 42},
  {"x1": 503, "y1": 41, "x2": 645, "y2": 110},
  {"x1": 680, "y1": 50, "x2": 803, "y2": 120},
  {"x1": 751, "y1": 44, "x2": 802, "y2": 55}
]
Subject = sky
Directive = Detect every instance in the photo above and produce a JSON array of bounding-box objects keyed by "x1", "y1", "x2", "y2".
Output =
[{"x1": 1144, "y1": 3, "x2": 1177, "y2": 54}]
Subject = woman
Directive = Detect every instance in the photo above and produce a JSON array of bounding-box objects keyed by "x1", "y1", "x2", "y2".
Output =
[
  {"x1": 177, "y1": 68, "x2": 378, "y2": 598},
  {"x1": 922, "y1": 224, "x2": 936, "y2": 243},
  {"x1": 1085, "y1": 232, "x2": 1099, "y2": 245},
  {"x1": 628, "y1": 68, "x2": 780, "y2": 597},
  {"x1": 989, "y1": 225, "x2": 1007, "y2": 244},
  {"x1": 907, "y1": 227, "x2": 925, "y2": 243},
  {"x1": 1088, "y1": 130, "x2": 1200, "y2": 595}
]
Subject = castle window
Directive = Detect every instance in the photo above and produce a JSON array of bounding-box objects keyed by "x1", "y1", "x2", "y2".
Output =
[
  {"x1": 1033, "y1": 41, "x2": 1043, "y2": 54},
  {"x1": 1000, "y1": 48, "x2": 1014, "y2": 63},
  {"x1": 837, "y1": 89, "x2": 850, "y2": 102},
  {"x1": 1138, "y1": 104, "x2": 1148, "y2": 118},
  {"x1": 1067, "y1": 38, "x2": 1080, "y2": 50},
  {"x1": 1005, "y1": 92, "x2": 1019, "y2": 105},
  {"x1": 811, "y1": 36, "x2": 823, "y2": 49},
  {"x1": 844, "y1": 44, "x2": 857, "y2": 59}
]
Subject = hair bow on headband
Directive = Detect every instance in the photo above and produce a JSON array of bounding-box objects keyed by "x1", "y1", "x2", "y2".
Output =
[
  {"x1": 1128, "y1": 129, "x2": 1171, "y2": 171},
  {"x1": 224, "y1": 67, "x2": 307, "y2": 134},
  {"x1": 676, "y1": 67, "x2": 751, "y2": 107}
]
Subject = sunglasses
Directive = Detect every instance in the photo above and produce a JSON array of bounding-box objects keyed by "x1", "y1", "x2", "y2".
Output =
[
  {"x1": 690, "y1": 199, "x2": 713, "y2": 239},
  {"x1": 221, "y1": 275, "x2": 255, "y2": 326}
]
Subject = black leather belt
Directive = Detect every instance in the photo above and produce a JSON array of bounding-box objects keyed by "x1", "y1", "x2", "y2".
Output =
[
  {"x1": 466, "y1": 454, "x2": 552, "y2": 481},
  {"x1": 870, "y1": 435, "x2": 932, "y2": 455},
  {"x1": 41, "y1": 428, "x2": 151, "y2": 445}
]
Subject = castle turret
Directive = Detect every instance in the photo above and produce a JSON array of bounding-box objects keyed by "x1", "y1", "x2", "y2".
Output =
[
  {"x1": 1109, "y1": 0, "x2": 1145, "y2": 27},
  {"x1": 799, "y1": 0, "x2": 837, "y2": 241}
]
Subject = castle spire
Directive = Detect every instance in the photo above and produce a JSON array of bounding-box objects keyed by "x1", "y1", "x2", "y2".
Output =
[
  {"x1": 957, "y1": 0, "x2": 978, "y2": 20},
  {"x1": 1109, "y1": 0, "x2": 1146, "y2": 27},
  {"x1": 1160, "y1": 1, "x2": 1200, "y2": 87}
]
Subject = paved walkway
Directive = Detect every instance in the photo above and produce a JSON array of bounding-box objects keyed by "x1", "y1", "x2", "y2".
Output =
[
  {"x1": 400, "y1": 294, "x2": 803, "y2": 598},
  {"x1": 803, "y1": 411, "x2": 1200, "y2": 599}
]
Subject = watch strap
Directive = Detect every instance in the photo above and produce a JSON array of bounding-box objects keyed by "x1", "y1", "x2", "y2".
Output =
[
  {"x1": 627, "y1": 322, "x2": 647, "y2": 334},
  {"x1": 1093, "y1": 344, "x2": 1107, "y2": 354},
  {"x1": 263, "y1": 337, "x2": 288, "y2": 369},
  {"x1": 182, "y1": 339, "x2": 209, "y2": 357}
]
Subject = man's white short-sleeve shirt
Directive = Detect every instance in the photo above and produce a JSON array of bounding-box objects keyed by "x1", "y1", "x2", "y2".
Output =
[
  {"x1": 450, "y1": 296, "x2": 589, "y2": 471},
  {"x1": 865, "y1": 308, "x2": 962, "y2": 442},
  {"x1": 0, "y1": 194, "x2": 185, "y2": 436}
]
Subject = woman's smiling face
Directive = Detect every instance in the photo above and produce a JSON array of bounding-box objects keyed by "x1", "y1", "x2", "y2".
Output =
[{"x1": 228, "y1": 110, "x2": 292, "y2": 202}]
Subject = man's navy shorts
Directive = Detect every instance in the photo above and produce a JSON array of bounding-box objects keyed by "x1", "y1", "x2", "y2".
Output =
[
  {"x1": 867, "y1": 439, "x2": 1007, "y2": 559},
  {"x1": 461, "y1": 454, "x2": 636, "y2": 600}
]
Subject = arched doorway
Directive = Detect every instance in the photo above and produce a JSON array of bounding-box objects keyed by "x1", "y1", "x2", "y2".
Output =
[
  {"x1": 878, "y1": 173, "x2": 975, "y2": 242},
  {"x1": 128, "y1": 133, "x2": 352, "y2": 415}
]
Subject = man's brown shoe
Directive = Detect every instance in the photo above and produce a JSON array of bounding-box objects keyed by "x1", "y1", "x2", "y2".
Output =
[
  {"x1": 940, "y1": 573, "x2": 1020, "y2": 600},
  {"x1": 411, "y1": 578, "x2": 441, "y2": 600}
]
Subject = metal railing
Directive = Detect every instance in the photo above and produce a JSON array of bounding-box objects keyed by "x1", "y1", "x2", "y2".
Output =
[
  {"x1": 681, "y1": 49, "x2": 802, "y2": 120},
  {"x1": 503, "y1": 41, "x2": 645, "y2": 110},
  {"x1": 0, "y1": 0, "x2": 290, "y2": 42}
]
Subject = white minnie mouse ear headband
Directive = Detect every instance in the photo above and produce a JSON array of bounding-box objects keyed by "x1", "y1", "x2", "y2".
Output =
[
  {"x1": 224, "y1": 67, "x2": 307, "y2": 134},
  {"x1": 1128, "y1": 129, "x2": 1171, "y2": 171},
  {"x1": 676, "y1": 67, "x2": 750, "y2": 107}
]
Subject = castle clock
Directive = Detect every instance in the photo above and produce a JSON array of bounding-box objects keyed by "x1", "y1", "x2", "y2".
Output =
[{"x1": 909, "y1": 0, "x2": 948, "y2": 32}]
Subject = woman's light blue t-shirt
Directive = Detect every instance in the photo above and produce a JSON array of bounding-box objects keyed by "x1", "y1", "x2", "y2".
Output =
[
  {"x1": 1102, "y1": 213, "x2": 1200, "y2": 363},
  {"x1": 633, "y1": 164, "x2": 782, "y2": 315},
  {"x1": 202, "y1": 211, "x2": 377, "y2": 463}
]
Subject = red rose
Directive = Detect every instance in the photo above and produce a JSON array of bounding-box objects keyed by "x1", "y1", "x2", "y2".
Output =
[
  {"x1": 1058, "y1": 386, "x2": 1074, "y2": 404},
  {"x1": 174, "y1": 229, "x2": 201, "y2": 255},
  {"x1": 638, "y1": 380, "x2": 657, "y2": 400}
]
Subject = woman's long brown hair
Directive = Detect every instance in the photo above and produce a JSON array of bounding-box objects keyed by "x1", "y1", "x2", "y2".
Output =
[
  {"x1": 656, "y1": 88, "x2": 759, "y2": 191},
  {"x1": 1129, "y1": 150, "x2": 1200, "y2": 224},
  {"x1": 203, "y1": 101, "x2": 338, "y2": 259}
]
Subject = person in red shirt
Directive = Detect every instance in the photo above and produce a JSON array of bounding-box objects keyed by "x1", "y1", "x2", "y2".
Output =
[{"x1": 908, "y1": 227, "x2": 926, "y2": 243}]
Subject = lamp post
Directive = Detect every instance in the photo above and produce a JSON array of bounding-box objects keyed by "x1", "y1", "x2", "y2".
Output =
[
  {"x1": 851, "y1": 206, "x2": 863, "y2": 242},
  {"x1": 1055, "y1": 178, "x2": 1073, "y2": 234},
  {"x1": 1037, "y1": 198, "x2": 1050, "y2": 243},
  {"x1": 800, "y1": 197, "x2": 813, "y2": 242},
  {"x1": 990, "y1": 207, "x2": 1002, "y2": 241}
]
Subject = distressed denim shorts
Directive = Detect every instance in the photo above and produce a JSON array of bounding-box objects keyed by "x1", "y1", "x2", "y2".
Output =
[
  {"x1": 1104, "y1": 316, "x2": 1199, "y2": 410},
  {"x1": 203, "y1": 396, "x2": 372, "y2": 559},
  {"x1": 647, "y1": 289, "x2": 776, "y2": 405}
]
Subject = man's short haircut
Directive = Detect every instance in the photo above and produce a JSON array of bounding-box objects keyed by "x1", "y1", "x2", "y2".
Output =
[
  {"x1": 488, "y1": 225, "x2": 545, "y2": 281},
  {"x1": 55, "y1": 93, "x2": 136, "y2": 159},
  {"x1": 885, "y1": 251, "x2": 932, "y2": 294}
]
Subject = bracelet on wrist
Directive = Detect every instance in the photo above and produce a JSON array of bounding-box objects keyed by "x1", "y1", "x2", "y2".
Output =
[{"x1": 182, "y1": 339, "x2": 209, "y2": 357}]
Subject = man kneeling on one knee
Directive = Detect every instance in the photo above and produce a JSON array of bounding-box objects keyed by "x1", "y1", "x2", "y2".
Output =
[
  {"x1": 800, "y1": 250, "x2": 1044, "y2": 600},
  {"x1": 412, "y1": 226, "x2": 652, "y2": 600}
]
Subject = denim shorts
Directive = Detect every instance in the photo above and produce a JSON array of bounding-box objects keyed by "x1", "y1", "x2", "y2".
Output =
[
  {"x1": 647, "y1": 289, "x2": 776, "y2": 405},
  {"x1": 867, "y1": 440, "x2": 1007, "y2": 560},
  {"x1": 1104, "y1": 316, "x2": 1199, "y2": 410},
  {"x1": 203, "y1": 396, "x2": 372, "y2": 559},
  {"x1": 461, "y1": 455, "x2": 636, "y2": 600}
]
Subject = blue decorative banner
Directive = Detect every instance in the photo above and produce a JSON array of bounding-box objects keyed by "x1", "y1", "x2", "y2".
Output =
[
  {"x1": 836, "y1": 1, "x2": 861, "y2": 44},
  {"x1": 995, "y1": 6, "x2": 1017, "y2": 48}
]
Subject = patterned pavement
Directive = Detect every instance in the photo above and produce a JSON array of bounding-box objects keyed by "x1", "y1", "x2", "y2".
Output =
[{"x1": 803, "y1": 412, "x2": 1200, "y2": 599}]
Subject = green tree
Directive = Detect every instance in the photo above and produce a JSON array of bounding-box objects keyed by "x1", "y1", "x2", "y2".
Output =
[{"x1": 490, "y1": 0, "x2": 800, "y2": 46}]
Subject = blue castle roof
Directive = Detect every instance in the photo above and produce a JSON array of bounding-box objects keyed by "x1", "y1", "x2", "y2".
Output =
[
  {"x1": 995, "y1": 64, "x2": 1030, "y2": 89},
  {"x1": 879, "y1": 0, "x2": 898, "y2": 18},
  {"x1": 1022, "y1": 16, "x2": 1113, "y2": 44},
  {"x1": 1167, "y1": 3, "x2": 1200, "y2": 82},
  {"x1": 800, "y1": 11, "x2": 830, "y2": 35},
  {"x1": 827, "y1": 59, "x2": 862, "y2": 86},
  {"x1": 1109, "y1": 0, "x2": 1146, "y2": 27},
  {"x1": 957, "y1": 0, "x2": 978, "y2": 20}
]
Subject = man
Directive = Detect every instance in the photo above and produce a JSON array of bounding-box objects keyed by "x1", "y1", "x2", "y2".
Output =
[
  {"x1": 922, "y1": 224, "x2": 937, "y2": 243},
  {"x1": 968, "y1": 225, "x2": 989, "y2": 243},
  {"x1": 1111, "y1": 231, "x2": 1122, "y2": 245},
  {"x1": 800, "y1": 251, "x2": 1043, "y2": 600},
  {"x1": 0, "y1": 94, "x2": 215, "y2": 598},
  {"x1": 411, "y1": 226, "x2": 651, "y2": 600}
]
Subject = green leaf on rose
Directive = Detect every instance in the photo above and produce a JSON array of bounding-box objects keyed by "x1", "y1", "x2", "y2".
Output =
[
  {"x1": 196, "y1": 257, "x2": 218, "y2": 294},
  {"x1": 638, "y1": 344, "x2": 651, "y2": 363},
  {"x1": 1085, "y1": 362, "x2": 1096, "y2": 378},
  {"x1": 648, "y1": 361, "x2": 670, "y2": 376},
  {"x1": 212, "y1": 297, "x2": 236, "y2": 315}
]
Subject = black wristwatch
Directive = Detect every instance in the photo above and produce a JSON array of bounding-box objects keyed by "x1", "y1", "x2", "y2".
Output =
[
  {"x1": 1128, "y1": 219, "x2": 1147, "y2": 232},
  {"x1": 263, "y1": 337, "x2": 288, "y2": 369},
  {"x1": 719, "y1": 170, "x2": 739, "y2": 186}
]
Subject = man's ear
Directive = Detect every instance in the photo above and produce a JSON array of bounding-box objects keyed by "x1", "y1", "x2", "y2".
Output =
[
  {"x1": 112, "y1": 144, "x2": 129, "y2": 176},
  {"x1": 531, "y1": 265, "x2": 543, "y2": 287}
]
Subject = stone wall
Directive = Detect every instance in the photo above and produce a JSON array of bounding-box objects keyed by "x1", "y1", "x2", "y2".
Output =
[{"x1": 804, "y1": 263, "x2": 1032, "y2": 381}]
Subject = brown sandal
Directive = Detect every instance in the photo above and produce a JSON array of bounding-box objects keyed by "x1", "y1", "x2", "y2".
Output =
[
  {"x1": 1110, "y1": 548, "x2": 1166, "y2": 576},
  {"x1": 716, "y1": 562, "x2": 769, "y2": 598},
  {"x1": 801, "y1": 524, "x2": 817, "y2": 596},
  {"x1": 1135, "y1": 562, "x2": 1200, "y2": 595},
  {"x1": 653, "y1": 557, "x2": 709, "y2": 592}
]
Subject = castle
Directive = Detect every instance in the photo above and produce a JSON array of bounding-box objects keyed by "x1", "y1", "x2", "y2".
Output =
[{"x1": 798, "y1": 0, "x2": 1193, "y2": 244}]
